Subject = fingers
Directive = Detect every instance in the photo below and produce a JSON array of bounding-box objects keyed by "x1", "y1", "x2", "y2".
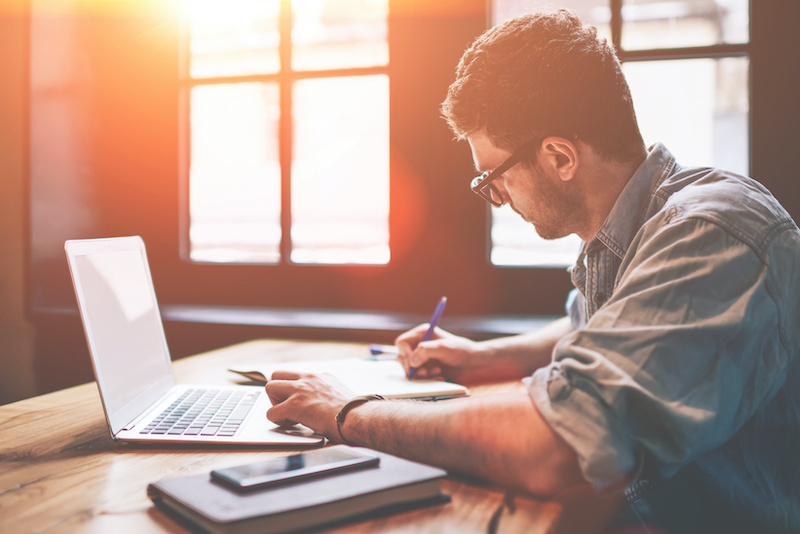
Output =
[
  {"x1": 263, "y1": 372, "x2": 355, "y2": 438},
  {"x1": 264, "y1": 377, "x2": 297, "y2": 405},
  {"x1": 269, "y1": 370, "x2": 304, "y2": 381},
  {"x1": 396, "y1": 325, "x2": 480, "y2": 382},
  {"x1": 264, "y1": 377, "x2": 311, "y2": 427},
  {"x1": 265, "y1": 397, "x2": 299, "y2": 427},
  {"x1": 407, "y1": 334, "x2": 440, "y2": 367},
  {"x1": 395, "y1": 325, "x2": 450, "y2": 378},
  {"x1": 404, "y1": 363, "x2": 443, "y2": 380},
  {"x1": 396, "y1": 323, "x2": 442, "y2": 357},
  {"x1": 265, "y1": 370, "x2": 317, "y2": 405},
  {"x1": 395, "y1": 324, "x2": 430, "y2": 358}
]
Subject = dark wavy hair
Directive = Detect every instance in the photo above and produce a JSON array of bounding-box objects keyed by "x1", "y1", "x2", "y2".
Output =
[{"x1": 441, "y1": 8, "x2": 644, "y2": 163}]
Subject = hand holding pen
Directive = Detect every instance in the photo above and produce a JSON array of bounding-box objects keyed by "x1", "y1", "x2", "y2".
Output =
[
  {"x1": 406, "y1": 296, "x2": 447, "y2": 378},
  {"x1": 392, "y1": 298, "x2": 488, "y2": 383}
]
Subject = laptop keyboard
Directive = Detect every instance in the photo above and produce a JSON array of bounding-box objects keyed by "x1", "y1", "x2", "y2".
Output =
[{"x1": 140, "y1": 388, "x2": 258, "y2": 437}]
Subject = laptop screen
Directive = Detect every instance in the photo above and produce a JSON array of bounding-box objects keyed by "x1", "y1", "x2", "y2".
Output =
[{"x1": 66, "y1": 237, "x2": 175, "y2": 433}]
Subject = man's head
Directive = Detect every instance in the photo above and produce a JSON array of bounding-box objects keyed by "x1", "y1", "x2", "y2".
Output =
[{"x1": 441, "y1": 8, "x2": 644, "y2": 164}]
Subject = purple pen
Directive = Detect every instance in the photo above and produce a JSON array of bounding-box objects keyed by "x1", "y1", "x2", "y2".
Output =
[{"x1": 408, "y1": 296, "x2": 447, "y2": 378}]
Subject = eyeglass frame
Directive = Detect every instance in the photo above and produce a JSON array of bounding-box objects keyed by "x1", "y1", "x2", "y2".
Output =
[{"x1": 469, "y1": 136, "x2": 544, "y2": 207}]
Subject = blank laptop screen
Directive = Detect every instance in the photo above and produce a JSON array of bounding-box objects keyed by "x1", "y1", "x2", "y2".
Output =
[{"x1": 72, "y1": 246, "x2": 172, "y2": 417}]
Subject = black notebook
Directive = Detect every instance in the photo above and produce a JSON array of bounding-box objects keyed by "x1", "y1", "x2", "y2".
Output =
[{"x1": 147, "y1": 447, "x2": 450, "y2": 534}]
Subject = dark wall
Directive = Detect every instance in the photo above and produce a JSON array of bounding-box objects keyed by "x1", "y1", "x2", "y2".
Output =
[{"x1": 750, "y1": 2, "x2": 800, "y2": 221}]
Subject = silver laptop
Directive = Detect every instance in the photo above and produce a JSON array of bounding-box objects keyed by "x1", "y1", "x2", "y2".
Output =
[{"x1": 65, "y1": 236, "x2": 323, "y2": 446}]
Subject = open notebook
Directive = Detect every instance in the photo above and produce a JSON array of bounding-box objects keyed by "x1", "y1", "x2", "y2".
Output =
[{"x1": 230, "y1": 358, "x2": 469, "y2": 401}]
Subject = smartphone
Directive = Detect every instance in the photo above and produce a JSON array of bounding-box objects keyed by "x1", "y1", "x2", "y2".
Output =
[{"x1": 210, "y1": 447, "x2": 380, "y2": 491}]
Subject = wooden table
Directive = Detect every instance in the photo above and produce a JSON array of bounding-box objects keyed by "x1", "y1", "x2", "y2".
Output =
[{"x1": 0, "y1": 339, "x2": 581, "y2": 534}]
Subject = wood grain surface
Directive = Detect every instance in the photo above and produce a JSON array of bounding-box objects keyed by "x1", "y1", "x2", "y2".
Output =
[{"x1": 0, "y1": 339, "x2": 569, "y2": 534}]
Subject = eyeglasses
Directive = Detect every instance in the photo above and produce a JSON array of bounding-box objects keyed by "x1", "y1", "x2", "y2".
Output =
[{"x1": 470, "y1": 136, "x2": 542, "y2": 207}]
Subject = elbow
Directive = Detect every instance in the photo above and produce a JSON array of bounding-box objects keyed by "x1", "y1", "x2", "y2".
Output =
[{"x1": 520, "y1": 443, "x2": 586, "y2": 498}]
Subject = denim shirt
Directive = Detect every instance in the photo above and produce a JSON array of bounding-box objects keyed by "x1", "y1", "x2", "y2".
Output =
[{"x1": 527, "y1": 144, "x2": 800, "y2": 531}]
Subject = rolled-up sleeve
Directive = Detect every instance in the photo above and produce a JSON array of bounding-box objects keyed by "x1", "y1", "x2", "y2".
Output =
[{"x1": 527, "y1": 217, "x2": 791, "y2": 489}]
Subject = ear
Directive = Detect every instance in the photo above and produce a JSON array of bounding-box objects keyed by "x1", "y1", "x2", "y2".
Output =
[{"x1": 540, "y1": 136, "x2": 579, "y2": 182}]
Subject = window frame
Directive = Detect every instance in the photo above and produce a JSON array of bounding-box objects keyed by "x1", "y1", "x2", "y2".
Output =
[
  {"x1": 609, "y1": 0, "x2": 751, "y2": 68},
  {"x1": 608, "y1": 1, "x2": 753, "y2": 179},
  {"x1": 177, "y1": 1, "x2": 391, "y2": 266}
]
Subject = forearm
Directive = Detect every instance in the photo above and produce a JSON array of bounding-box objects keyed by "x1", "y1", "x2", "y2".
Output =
[
  {"x1": 340, "y1": 392, "x2": 585, "y2": 497},
  {"x1": 474, "y1": 316, "x2": 574, "y2": 379}
]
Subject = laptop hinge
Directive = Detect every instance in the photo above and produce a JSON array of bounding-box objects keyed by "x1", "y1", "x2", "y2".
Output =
[
  {"x1": 122, "y1": 405, "x2": 156, "y2": 431},
  {"x1": 121, "y1": 387, "x2": 181, "y2": 432}
]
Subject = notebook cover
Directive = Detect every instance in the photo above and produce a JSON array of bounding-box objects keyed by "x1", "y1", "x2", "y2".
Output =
[{"x1": 148, "y1": 447, "x2": 449, "y2": 534}]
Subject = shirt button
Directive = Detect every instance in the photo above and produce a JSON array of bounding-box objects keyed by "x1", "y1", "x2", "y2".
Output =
[{"x1": 594, "y1": 292, "x2": 607, "y2": 305}]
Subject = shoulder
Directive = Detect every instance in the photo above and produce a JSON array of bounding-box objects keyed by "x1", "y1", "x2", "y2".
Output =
[{"x1": 650, "y1": 166, "x2": 797, "y2": 261}]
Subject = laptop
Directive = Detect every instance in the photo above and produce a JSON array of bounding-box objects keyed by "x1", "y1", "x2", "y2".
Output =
[{"x1": 64, "y1": 236, "x2": 323, "y2": 446}]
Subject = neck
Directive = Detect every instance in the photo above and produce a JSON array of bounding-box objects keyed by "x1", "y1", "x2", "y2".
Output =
[{"x1": 576, "y1": 150, "x2": 647, "y2": 241}]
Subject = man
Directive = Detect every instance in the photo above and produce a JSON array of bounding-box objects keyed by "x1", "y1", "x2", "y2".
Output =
[{"x1": 265, "y1": 8, "x2": 800, "y2": 533}]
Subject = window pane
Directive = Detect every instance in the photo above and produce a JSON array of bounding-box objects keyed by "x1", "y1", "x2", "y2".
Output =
[
  {"x1": 291, "y1": 75, "x2": 389, "y2": 264},
  {"x1": 291, "y1": 0, "x2": 388, "y2": 71},
  {"x1": 188, "y1": 0, "x2": 280, "y2": 78},
  {"x1": 624, "y1": 57, "x2": 749, "y2": 174},
  {"x1": 492, "y1": 0, "x2": 612, "y2": 43},
  {"x1": 622, "y1": 0, "x2": 749, "y2": 50},
  {"x1": 491, "y1": 206, "x2": 583, "y2": 267},
  {"x1": 189, "y1": 83, "x2": 281, "y2": 263}
]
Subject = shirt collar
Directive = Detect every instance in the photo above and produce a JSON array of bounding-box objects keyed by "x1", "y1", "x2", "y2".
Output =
[{"x1": 587, "y1": 143, "x2": 678, "y2": 261}]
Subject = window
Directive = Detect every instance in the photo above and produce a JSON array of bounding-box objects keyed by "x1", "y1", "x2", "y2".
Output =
[
  {"x1": 171, "y1": 0, "x2": 580, "y2": 318},
  {"x1": 170, "y1": 1, "x2": 549, "y2": 317},
  {"x1": 492, "y1": 0, "x2": 750, "y2": 266},
  {"x1": 181, "y1": 0, "x2": 390, "y2": 265}
]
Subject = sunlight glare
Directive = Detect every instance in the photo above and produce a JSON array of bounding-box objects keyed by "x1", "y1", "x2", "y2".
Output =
[{"x1": 184, "y1": 0, "x2": 280, "y2": 29}]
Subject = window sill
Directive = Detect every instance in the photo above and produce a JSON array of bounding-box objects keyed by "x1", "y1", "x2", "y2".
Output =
[{"x1": 161, "y1": 305, "x2": 557, "y2": 341}]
